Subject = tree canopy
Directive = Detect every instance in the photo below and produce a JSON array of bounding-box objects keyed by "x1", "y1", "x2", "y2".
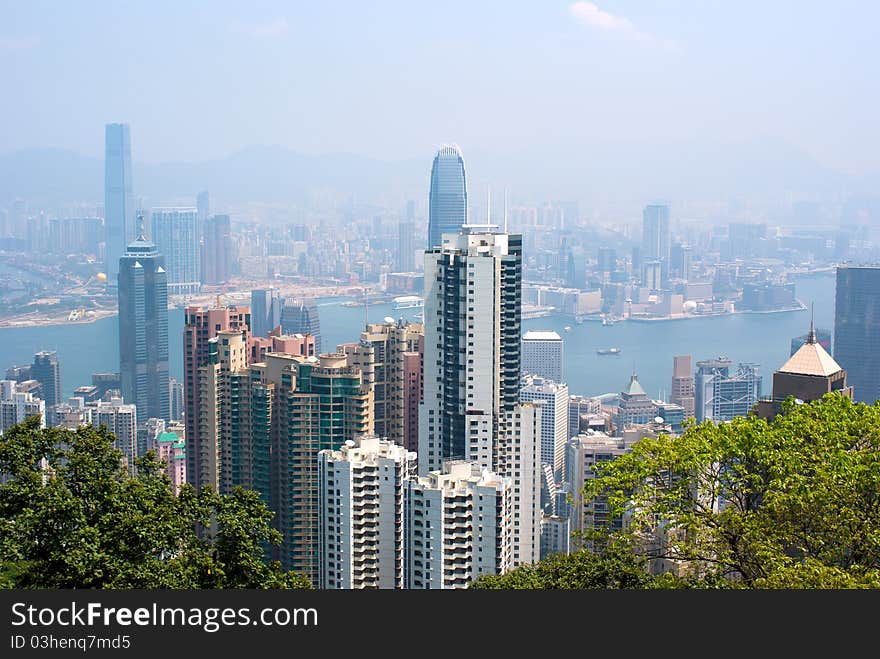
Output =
[
  {"x1": 474, "y1": 395, "x2": 880, "y2": 589},
  {"x1": 0, "y1": 417, "x2": 311, "y2": 589}
]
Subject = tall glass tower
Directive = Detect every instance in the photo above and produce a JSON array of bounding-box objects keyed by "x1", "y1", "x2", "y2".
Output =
[
  {"x1": 834, "y1": 265, "x2": 880, "y2": 403},
  {"x1": 104, "y1": 123, "x2": 135, "y2": 286},
  {"x1": 427, "y1": 144, "x2": 467, "y2": 249},
  {"x1": 118, "y1": 234, "x2": 169, "y2": 421}
]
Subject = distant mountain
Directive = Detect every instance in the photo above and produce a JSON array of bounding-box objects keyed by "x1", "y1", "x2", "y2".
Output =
[{"x1": 1, "y1": 139, "x2": 875, "y2": 215}]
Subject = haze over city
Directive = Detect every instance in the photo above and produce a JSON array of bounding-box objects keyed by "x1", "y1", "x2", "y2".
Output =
[{"x1": 2, "y1": 1, "x2": 879, "y2": 211}]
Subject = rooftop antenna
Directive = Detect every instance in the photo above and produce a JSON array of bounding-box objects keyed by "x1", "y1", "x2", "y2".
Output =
[
  {"x1": 806, "y1": 302, "x2": 816, "y2": 344},
  {"x1": 503, "y1": 186, "x2": 509, "y2": 233},
  {"x1": 216, "y1": 294, "x2": 222, "y2": 309},
  {"x1": 487, "y1": 185, "x2": 491, "y2": 225}
]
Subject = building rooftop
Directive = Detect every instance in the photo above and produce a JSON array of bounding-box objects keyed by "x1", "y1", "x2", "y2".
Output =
[
  {"x1": 523, "y1": 330, "x2": 562, "y2": 341},
  {"x1": 778, "y1": 327, "x2": 843, "y2": 377},
  {"x1": 623, "y1": 373, "x2": 646, "y2": 397}
]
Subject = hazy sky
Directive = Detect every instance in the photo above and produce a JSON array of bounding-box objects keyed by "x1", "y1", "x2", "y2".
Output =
[{"x1": 1, "y1": 1, "x2": 877, "y2": 174}]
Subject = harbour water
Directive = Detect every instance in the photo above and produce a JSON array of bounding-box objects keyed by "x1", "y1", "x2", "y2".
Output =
[{"x1": 0, "y1": 273, "x2": 835, "y2": 401}]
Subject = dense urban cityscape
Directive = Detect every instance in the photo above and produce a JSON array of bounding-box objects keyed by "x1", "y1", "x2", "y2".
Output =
[
  {"x1": 2, "y1": 126, "x2": 879, "y2": 589},
  {"x1": 2, "y1": 3, "x2": 880, "y2": 597}
]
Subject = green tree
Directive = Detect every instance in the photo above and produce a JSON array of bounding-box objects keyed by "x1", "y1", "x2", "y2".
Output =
[
  {"x1": 470, "y1": 541, "x2": 665, "y2": 589},
  {"x1": 583, "y1": 394, "x2": 880, "y2": 588},
  {"x1": 0, "y1": 417, "x2": 311, "y2": 589}
]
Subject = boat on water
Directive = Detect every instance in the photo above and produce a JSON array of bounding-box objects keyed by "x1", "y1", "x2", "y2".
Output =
[
  {"x1": 596, "y1": 347, "x2": 621, "y2": 355},
  {"x1": 563, "y1": 326, "x2": 572, "y2": 333},
  {"x1": 601, "y1": 315, "x2": 616, "y2": 326},
  {"x1": 393, "y1": 295, "x2": 424, "y2": 310}
]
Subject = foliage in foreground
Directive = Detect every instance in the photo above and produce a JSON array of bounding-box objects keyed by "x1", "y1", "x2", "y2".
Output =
[
  {"x1": 0, "y1": 417, "x2": 311, "y2": 589},
  {"x1": 474, "y1": 395, "x2": 880, "y2": 589}
]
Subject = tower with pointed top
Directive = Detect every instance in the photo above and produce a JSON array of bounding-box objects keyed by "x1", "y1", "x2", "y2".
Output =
[
  {"x1": 615, "y1": 372, "x2": 655, "y2": 431},
  {"x1": 756, "y1": 320, "x2": 853, "y2": 419},
  {"x1": 118, "y1": 233, "x2": 169, "y2": 422}
]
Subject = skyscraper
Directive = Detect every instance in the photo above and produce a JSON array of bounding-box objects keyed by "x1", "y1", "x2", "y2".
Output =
[
  {"x1": 201, "y1": 214, "x2": 233, "y2": 285},
  {"x1": 196, "y1": 190, "x2": 210, "y2": 223},
  {"x1": 522, "y1": 330, "x2": 564, "y2": 383},
  {"x1": 150, "y1": 208, "x2": 201, "y2": 295},
  {"x1": 642, "y1": 204, "x2": 670, "y2": 285},
  {"x1": 250, "y1": 288, "x2": 283, "y2": 339},
  {"x1": 695, "y1": 358, "x2": 762, "y2": 422},
  {"x1": 281, "y1": 297, "x2": 321, "y2": 353},
  {"x1": 31, "y1": 351, "x2": 61, "y2": 411},
  {"x1": 426, "y1": 144, "x2": 467, "y2": 249},
  {"x1": 420, "y1": 229, "x2": 522, "y2": 473},
  {"x1": 420, "y1": 227, "x2": 540, "y2": 567},
  {"x1": 397, "y1": 221, "x2": 415, "y2": 272},
  {"x1": 519, "y1": 375, "x2": 569, "y2": 481},
  {"x1": 670, "y1": 355, "x2": 695, "y2": 420},
  {"x1": 104, "y1": 123, "x2": 135, "y2": 285},
  {"x1": 834, "y1": 266, "x2": 880, "y2": 403},
  {"x1": 118, "y1": 234, "x2": 169, "y2": 421}
]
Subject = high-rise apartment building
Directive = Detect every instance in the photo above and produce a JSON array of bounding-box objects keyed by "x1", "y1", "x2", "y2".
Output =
[
  {"x1": 31, "y1": 351, "x2": 61, "y2": 411},
  {"x1": 397, "y1": 221, "x2": 415, "y2": 272},
  {"x1": 420, "y1": 226, "x2": 539, "y2": 568},
  {"x1": 201, "y1": 214, "x2": 233, "y2": 285},
  {"x1": 670, "y1": 355, "x2": 695, "y2": 420},
  {"x1": 519, "y1": 375, "x2": 569, "y2": 481},
  {"x1": 241, "y1": 352, "x2": 373, "y2": 581},
  {"x1": 695, "y1": 358, "x2": 762, "y2": 422},
  {"x1": 91, "y1": 396, "x2": 138, "y2": 467},
  {"x1": 250, "y1": 288, "x2": 282, "y2": 339},
  {"x1": 150, "y1": 208, "x2": 201, "y2": 295},
  {"x1": 420, "y1": 229, "x2": 522, "y2": 473},
  {"x1": 427, "y1": 145, "x2": 467, "y2": 249},
  {"x1": 338, "y1": 320, "x2": 423, "y2": 452},
  {"x1": 281, "y1": 297, "x2": 322, "y2": 353},
  {"x1": 118, "y1": 235, "x2": 169, "y2": 421},
  {"x1": 406, "y1": 461, "x2": 511, "y2": 589},
  {"x1": 196, "y1": 329, "x2": 250, "y2": 492},
  {"x1": 0, "y1": 380, "x2": 45, "y2": 434},
  {"x1": 834, "y1": 266, "x2": 880, "y2": 403},
  {"x1": 521, "y1": 330, "x2": 564, "y2": 383},
  {"x1": 318, "y1": 434, "x2": 416, "y2": 589},
  {"x1": 104, "y1": 123, "x2": 135, "y2": 285},
  {"x1": 183, "y1": 304, "x2": 251, "y2": 490}
]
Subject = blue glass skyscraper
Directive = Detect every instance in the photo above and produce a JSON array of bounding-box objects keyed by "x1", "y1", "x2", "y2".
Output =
[
  {"x1": 834, "y1": 265, "x2": 880, "y2": 403},
  {"x1": 118, "y1": 233, "x2": 169, "y2": 421},
  {"x1": 104, "y1": 123, "x2": 135, "y2": 286},
  {"x1": 427, "y1": 144, "x2": 467, "y2": 249}
]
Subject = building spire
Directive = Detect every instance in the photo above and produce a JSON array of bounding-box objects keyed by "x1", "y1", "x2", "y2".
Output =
[
  {"x1": 503, "y1": 186, "x2": 509, "y2": 233},
  {"x1": 807, "y1": 302, "x2": 816, "y2": 344},
  {"x1": 486, "y1": 185, "x2": 491, "y2": 225},
  {"x1": 135, "y1": 210, "x2": 146, "y2": 241}
]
